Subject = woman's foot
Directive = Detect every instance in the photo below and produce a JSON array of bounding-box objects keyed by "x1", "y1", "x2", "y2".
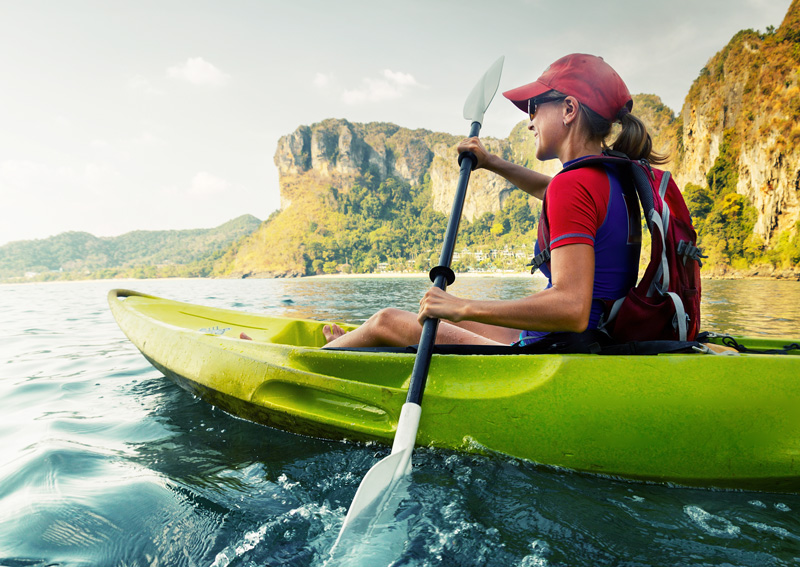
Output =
[{"x1": 322, "y1": 323, "x2": 346, "y2": 344}]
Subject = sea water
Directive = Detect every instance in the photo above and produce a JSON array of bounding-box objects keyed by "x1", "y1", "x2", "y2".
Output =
[{"x1": 1, "y1": 277, "x2": 799, "y2": 566}]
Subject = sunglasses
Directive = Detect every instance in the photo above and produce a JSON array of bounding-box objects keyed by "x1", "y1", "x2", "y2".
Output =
[{"x1": 527, "y1": 96, "x2": 566, "y2": 121}]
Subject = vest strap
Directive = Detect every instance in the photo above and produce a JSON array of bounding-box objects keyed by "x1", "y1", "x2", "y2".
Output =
[{"x1": 527, "y1": 248, "x2": 551, "y2": 274}]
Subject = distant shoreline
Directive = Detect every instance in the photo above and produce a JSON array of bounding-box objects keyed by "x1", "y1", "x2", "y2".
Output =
[
  {"x1": 304, "y1": 271, "x2": 538, "y2": 280},
  {"x1": 0, "y1": 271, "x2": 539, "y2": 286},
  {"x1": 3, "y1": 266, "x2": 798, "y2": 285},
  {"x1": 274, "y1": 265, "x2": 800, "y2": 282}
]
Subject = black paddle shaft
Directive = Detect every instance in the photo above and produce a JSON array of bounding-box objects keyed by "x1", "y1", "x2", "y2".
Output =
[{"x1": 406, "y1": 120, "x2": 482, "y2": 406}]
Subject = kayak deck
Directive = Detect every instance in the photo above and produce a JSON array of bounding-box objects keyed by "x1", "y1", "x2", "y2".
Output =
[{"x1": 108, "y1": 289, "x2": 800, "y2": 492}]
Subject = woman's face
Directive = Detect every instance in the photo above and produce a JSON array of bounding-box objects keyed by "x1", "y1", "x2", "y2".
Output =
[{"x1": 528, "y1": 98, "x2": 564, "y2": 162}]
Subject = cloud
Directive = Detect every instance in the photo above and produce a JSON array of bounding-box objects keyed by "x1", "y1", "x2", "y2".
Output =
[
  {"x1": 167, "y1": 57, "x2": 230, "y2": 87},
  {"x1": 313, "y1": 72, "x2": 333, "y2": 88},
  {"x1": 189, "y1": 171, "x2": 230, "y2": 197},
  {"x1": 128, "y1": 74, "x2": 163, "y2": 96},
  {"x1": 342, "y1": 69, "x2": 423, "y2": 104},
  {"x1": 382, "y1": 70, "x2": 419, "y2": 87}
]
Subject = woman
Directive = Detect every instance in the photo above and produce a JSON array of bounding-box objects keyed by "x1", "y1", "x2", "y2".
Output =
[{"x1": 323, "y1": 53, "x2": 665, "y2": 349}]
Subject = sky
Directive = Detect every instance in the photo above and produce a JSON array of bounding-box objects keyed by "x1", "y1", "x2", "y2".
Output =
[{"x1": 0, "y1": 0, "x2": 792, "y2": 246}]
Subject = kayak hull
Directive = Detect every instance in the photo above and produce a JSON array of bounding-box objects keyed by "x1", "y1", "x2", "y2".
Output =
[{"x1": 108, "y1": 289, "x2": 800, "y2": 492}]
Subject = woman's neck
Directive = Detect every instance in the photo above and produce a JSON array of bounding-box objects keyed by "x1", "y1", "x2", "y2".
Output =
[{"x1": 559, "y1": 136, "x2": 603, "y2": 165}]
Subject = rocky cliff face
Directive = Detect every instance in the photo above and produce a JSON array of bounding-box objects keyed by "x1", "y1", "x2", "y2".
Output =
[
  {"x1": 426, "y1": 138, "x2": 519, "y2": 221},
  {"x1": 274, "y1": 93, "x2": 681, "y2": 224},
  {"x1": 673, "y1": 0, "x2": 800, "y2": 242},
  {"x1": 274, "y1": 119, "x2": 520, "y2": 221},
  {"x1": 275, "y1": 121, "x2": 437, "y2": 180}
]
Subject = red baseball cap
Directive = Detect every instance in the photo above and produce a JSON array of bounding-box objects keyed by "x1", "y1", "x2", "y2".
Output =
[{"x1": 503, "y1": 53, "x2": 633, "y2": 122}]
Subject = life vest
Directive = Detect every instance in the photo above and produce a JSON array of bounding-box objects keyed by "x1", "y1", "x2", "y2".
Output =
[{"x1": 530, "y1": 152, "x2": 704, "y2": 342}]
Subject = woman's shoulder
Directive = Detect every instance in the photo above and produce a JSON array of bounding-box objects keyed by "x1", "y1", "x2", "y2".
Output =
[
  {"x1": 550, "y1": 164, "x2": 610, "y2": 194},
  {"x1": 547, "y1": 164, "x2": 613, "y2": 217}
]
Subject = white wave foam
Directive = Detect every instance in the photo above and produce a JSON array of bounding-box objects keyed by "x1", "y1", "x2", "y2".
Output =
[{"x1": 684, "y1": 505, "x2": 741, "y2": 538}]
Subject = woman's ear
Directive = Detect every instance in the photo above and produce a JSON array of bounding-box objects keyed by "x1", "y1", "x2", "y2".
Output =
[{"x1": 563, "y1": 96, "x2": 580, "y2": 126}]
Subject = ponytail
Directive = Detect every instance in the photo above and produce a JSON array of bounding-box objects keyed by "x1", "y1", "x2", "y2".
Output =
[
  {"x1": 579, "y1": 104, "x2": 669, "y2": 165},
  {"x1": 612, "y1": 112, "x2": 669, "y2": 165}
]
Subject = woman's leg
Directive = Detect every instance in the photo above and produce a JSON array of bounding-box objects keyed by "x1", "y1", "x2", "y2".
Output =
[
  {"x1": 451, "y1": 320, "x2": 521, "y2": 344},
  {"x1": 322, "y1": 308, "x2": 519, "y2": 348}
]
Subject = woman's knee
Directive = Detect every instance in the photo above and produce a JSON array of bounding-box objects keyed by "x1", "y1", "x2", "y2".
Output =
[
  {"x1": 370, "y1": 307, "x2": 411, "y2": 329},
  {"x1": 366, "y1": 308, "x2": 418, "y2": 345}
]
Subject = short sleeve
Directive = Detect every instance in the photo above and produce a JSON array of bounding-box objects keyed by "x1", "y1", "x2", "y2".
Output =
[{"x1": 545, "y1": 168, "x2": 610, "y2": 250}]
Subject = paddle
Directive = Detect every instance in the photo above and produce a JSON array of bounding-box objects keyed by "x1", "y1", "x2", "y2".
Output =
[{"x1": 331, "y1": 56, "x2": 505, "y2": 552}]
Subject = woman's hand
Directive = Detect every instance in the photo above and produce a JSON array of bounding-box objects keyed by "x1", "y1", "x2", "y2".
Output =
[
  {"x1": 418, "y1": 287, "x2": 467, "y2": 325},
  {"x1": 458, "y1": 137, "x2": 552, "y2": 200},
  {"x1": 457, "y1": 137, "x2": 494, "y2": 170}
]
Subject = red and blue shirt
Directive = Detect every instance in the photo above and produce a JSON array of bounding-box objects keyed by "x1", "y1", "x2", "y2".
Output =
[{"x1": 520, "y1": 157, "x2": 641, "y2": 344}]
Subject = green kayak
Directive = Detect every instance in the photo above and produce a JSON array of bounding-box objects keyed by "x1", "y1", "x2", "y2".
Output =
[{"x1": 108, "y1": 288, "x2": 800, "y2": 492}]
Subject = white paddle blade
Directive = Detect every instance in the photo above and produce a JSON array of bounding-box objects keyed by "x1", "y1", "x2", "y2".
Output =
[
  {"x1": 333, "y1": 403, "x2": 421, "y2": 550},
  {"x1": 463, "y1": 55, "x2": 505, "y2": 125},
  {"x1": 333, "y1": 448, "x2": 412, "y2": 546}
]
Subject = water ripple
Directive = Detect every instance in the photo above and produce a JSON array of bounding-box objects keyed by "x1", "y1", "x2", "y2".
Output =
[{"x1": 1, "y1": 278, "x2": 799, "y2": 566}]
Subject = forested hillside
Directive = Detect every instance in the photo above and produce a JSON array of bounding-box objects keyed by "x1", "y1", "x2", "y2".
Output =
[
  {"x1": 214, "y1": 94, "x2": 675, "y2": 278},
  {"x1": 212, "y1": 173, "x2": 539, "y2": 277},
  {"x1": 0, "y1": 215, "x2": 261, "y2": 282}
]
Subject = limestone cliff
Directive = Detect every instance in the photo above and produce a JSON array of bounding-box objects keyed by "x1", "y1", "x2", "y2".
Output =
[
  {"x1": 219, "y1": 95, "x2": 684, "y2": 277},
  {"x1": 428, "y1": 138, "x2": 517, "y2": 222},
  {"x1": 270, "y1": 98, "x2": 672, "y2": 226},
  {"x1": 674, "y1": 0, "x2": 800, "y2": 243},
  {"x1": 274, "y1": 120, "x2": 436, "y2": 199},
  {"x1": 273, "y1": 119, "x2": 518, "y2": 221}
]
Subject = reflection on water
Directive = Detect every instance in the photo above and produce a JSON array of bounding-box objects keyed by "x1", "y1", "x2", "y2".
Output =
[
  {"x1": 701, "y1": 279, "x2": 800, "y2": 337},
  {"x1": 271, "y1": 275, "x2": 548, "y2": 324},
  {"x1": 0, "y1": 276, "x2": 799, "y2": 567}
]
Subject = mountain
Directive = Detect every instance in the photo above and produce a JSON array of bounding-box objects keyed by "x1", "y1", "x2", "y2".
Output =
[
  {"x1": 0, "y1": 214, "x2": 262, "y2": 281},
  {"x1": 673, "y1": 0, "x2": 800, "y2": 273},
  {"x1": 212, "y1": 119, "x2": 543, "y2": 277},
  {"x1": 211, "y1": 94, "x2": 682, "y2": 278}
]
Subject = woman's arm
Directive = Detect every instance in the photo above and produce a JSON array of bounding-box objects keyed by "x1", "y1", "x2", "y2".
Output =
[
  {"x1": 457, "y1": 137, "x2": 551, "y2": 200},
  {"x1": 418, "y1": 243, "x2": 595, "y2": 333}
]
